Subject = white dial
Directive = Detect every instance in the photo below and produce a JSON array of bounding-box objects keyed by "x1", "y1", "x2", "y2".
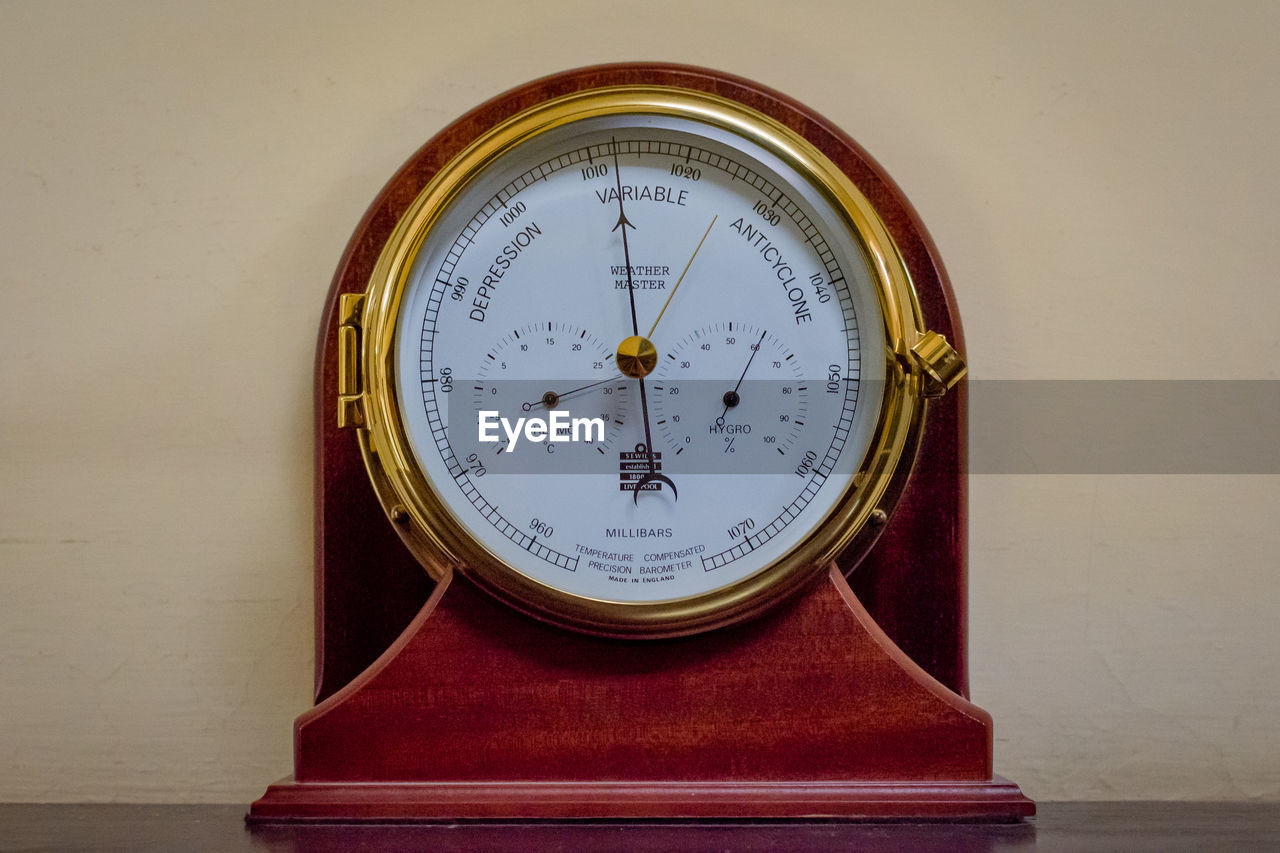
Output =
[{"x1": 390, "y1": 107, "x2": 888, "y2": 611}]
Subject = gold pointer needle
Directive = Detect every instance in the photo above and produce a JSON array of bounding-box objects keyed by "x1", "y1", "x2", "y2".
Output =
[{"x1": 645, "y1": 215, "x2": 717, "y2": 340}]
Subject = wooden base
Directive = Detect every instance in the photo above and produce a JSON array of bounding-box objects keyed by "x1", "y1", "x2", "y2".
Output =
[
  {"x1": 249, "y1": 566, "x2": 1032, "y2": 822},
  {"x1": 249, "y1": 777, "x2": 1032, "y2": 822}
]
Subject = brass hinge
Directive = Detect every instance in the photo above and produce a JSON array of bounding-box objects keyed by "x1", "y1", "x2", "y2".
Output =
[
  {"x1": 910, "y1": 330, "x2": 966, "y2": 398},
  {"x1": 337, "y1": 292, "x2": 366, "y2": 428}
]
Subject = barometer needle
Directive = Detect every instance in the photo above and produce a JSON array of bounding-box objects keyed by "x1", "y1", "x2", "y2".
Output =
[
  {"x1": 611, "y1": 138, "x2": 641, "y2": 340},
  {"x1": 609, "y1": 138, "x2": 676, "y2": 502},
  {"x1": 646, "y1": 215, "x2": 716, "y2": 340}
]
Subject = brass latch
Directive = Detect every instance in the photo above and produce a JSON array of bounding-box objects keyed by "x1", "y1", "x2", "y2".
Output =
[
  {"x1": 337, "y1": 292, "x2": 366, "y2": 428},
  {"x1": 910, "y1": 330, "x2": 966, "y2": 398}
]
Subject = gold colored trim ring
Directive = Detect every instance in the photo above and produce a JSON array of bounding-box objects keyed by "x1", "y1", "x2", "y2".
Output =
[{"x1": 348, "y1": 85, "x2": 964, "y2": 638}]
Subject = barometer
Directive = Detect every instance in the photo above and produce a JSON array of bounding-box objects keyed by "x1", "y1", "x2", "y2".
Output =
[{"x1": 250, "y1": 64, "x2": 1032, "y2": 822}]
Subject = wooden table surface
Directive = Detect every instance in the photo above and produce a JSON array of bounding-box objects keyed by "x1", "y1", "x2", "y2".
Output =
[{"x1": 2, "y1": 802, "x2": 1278, "y2": 851}]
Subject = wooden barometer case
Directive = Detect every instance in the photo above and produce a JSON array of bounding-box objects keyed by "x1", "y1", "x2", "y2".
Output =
[{"x1": 249, "y1": 63, "x2": 1033, "y2": 821}]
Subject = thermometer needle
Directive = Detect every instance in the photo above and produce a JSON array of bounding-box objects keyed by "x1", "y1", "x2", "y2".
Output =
[{"x1": 521, "y1": 375, "x2": 621, "y2": 411}]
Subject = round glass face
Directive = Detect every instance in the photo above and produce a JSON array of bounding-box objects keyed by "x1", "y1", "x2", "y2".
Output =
[{"x1": 391, "y1": 109, "x2": 888, "y2": 609}]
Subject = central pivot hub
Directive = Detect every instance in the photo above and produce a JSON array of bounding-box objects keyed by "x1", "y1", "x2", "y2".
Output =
[{"x1": 616, "y1": 335, "x2": 658, "y2": 378}]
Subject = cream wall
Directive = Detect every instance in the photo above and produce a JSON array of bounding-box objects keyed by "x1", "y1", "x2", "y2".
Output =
[{"x1": 2, "y1": 1, "x2": 1277, "y2": 802}]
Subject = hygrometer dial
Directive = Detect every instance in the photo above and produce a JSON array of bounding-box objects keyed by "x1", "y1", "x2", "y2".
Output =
[{"x1": 649, "y1": 323, "x2": 810, "y2": 459}]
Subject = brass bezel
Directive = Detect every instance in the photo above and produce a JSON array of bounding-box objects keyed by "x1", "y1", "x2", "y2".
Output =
[{"x1": 355, "y1": 85, "x2": 940, "y2": 638}]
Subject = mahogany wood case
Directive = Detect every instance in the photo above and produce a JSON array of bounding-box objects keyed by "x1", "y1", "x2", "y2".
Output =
[{"x1": 248, "y1": 64, "x2": 1033, "y2": 821}]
